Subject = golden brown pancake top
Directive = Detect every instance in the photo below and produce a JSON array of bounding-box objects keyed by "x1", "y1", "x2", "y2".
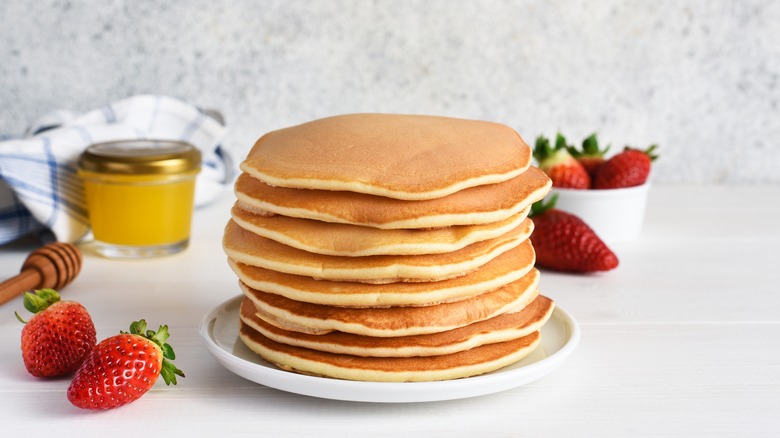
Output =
[{"x1": 240, "y1": 113, "x2": 532, "y2": 200}]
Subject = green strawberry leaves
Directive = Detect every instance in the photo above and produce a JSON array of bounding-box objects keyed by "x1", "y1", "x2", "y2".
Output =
[
  {"x1": 534, "y1": 132, "x2": 572, "y2": 162},
  {"x1": 625, "y1": 144, "x2": 659, "y2": 161},
  {"x1": 124, "y1": 319, "x2": 185, "y2": 385},
  {"x1": 581, "y1": 133, "x2": 610, "y2": 157},
  {"x1": 23, "y1": 288, "x2": 61, "y2": 313},
  {"x1": 160, "y1": 359, "x2": 185, "y2": 386},
  {"x1": 16, "y1": 288, "x2": 62, "y2": 323}
]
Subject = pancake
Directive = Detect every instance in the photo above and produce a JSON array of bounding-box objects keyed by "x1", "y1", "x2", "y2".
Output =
[
  {"x1": 230, "y1": 203, "x2": 531, "y2": 256},
  {"x1": 227, "y1": 114, "x2": 556, "y2": 383},
  {"x1": 240, "y1": 113, "x2": 532, "y2": 200},
  {"x1": 234, "y1": 167, "x2": 550, "y2": 229},
  {"x1": 239, "y1": 268, "x2": 540, "y2": 337},
  {"x1": 227, "y1": 238, "x2": 536, "y2": 307},
  {"x1": 223, "y1": 218, "x2": 533, "y2": 283},
  {"x1": 239, "y1": 322, "x2": 541, "y2": 382},
  {"x1": 239, "y1": 295, "x2": 554, "y2": 357}
]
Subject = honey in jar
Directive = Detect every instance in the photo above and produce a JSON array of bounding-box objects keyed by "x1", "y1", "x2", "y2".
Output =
[{"x1": 78, "y1": 140, "x2": 201, "y2": 258}]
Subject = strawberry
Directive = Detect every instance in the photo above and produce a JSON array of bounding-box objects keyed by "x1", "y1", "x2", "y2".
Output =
[
  {"x1": 566, "y1": 133, "x2": 610, "y2": 179},
  {"x1": 17, "y1": 288, "x2": 96, "y2": 378},
  {"x1": 529, "y1": 196, "x2": 618, "y2": 273},
  {"x1": 593, "y1": 145, "x2": 658, "y2": 189},
  {"x1": 533, "y1": 133, "x2": 591, "y2": 189},
  {"x1": 67, "y1": 320, "x2": 184, "y2": 410}
]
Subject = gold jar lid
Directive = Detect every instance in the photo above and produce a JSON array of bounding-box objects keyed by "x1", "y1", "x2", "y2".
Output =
[{"x1": 79, "y1": 140, "x2": 201, "y2": 175}]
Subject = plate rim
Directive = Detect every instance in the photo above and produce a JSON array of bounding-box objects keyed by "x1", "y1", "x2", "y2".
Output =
[{"x1": 199, "y1": 295, "x2": 579, "y2": 403}]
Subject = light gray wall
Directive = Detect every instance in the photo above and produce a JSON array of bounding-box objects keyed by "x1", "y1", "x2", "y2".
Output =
[{"x1": 2, "y1": 0, "x2": 778, "y2": 184}]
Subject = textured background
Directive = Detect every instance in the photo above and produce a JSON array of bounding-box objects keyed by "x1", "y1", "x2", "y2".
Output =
[{"x1": 1, "y1": 0, "x2": 778, "y2": 184}]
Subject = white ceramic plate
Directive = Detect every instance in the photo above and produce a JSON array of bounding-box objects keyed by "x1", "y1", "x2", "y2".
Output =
[{"x1": 199, "y1": 295, "x2": 580, "y2": 403}]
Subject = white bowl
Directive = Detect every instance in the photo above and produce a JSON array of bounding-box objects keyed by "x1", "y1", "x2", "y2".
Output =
[{"x1": 548, "y1": 182, "x2": 650, "y2": 245}]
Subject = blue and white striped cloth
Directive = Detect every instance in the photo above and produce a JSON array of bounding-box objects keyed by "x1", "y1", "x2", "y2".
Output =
[{"x1": 0, "y1": 95, "x2": 232, "y2": 245}]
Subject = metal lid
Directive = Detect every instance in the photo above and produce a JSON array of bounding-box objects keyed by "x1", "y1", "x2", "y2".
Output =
[{"x1": 79, "y1": 140, "x2": 201, "y2": 175}]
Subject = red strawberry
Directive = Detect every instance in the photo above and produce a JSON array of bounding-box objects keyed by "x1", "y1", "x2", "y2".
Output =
[
  {"x1": 529, "y1": 196, "x2": 618, "y2": 273},
  {"x1": 593, "y1": 145, "x2": 658, "y2": 189},
  {"x1": 67, "y1": 320, "x2": 184, "y2": 410},
  {"x1": 534, "y1": 134, "x2": 591, "y2": 189},
  {"x1": 17, "y1": 288, "x2": 96, "y2": 378},
  {"x1": 566, "y1": 133, "x2": 610, "y2": 179}
]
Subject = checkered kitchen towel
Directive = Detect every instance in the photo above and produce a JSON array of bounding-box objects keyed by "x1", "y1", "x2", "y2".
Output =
[{"x1": 0, "y1": 95, "x2": 232, "y2": 245}]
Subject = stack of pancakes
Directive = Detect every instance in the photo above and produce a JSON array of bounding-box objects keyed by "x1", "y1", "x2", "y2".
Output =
[{"x1": 223, "y1": 114, "x2": 553, "y2": 382}]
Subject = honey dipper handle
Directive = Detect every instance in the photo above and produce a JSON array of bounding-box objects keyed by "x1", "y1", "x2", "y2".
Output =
[
  {"x1": 0, "y1": 242, "x2": 82, "y2": 306},
  {"x1": 0, "y1": 270, "x2": 43, "y2": 305}
]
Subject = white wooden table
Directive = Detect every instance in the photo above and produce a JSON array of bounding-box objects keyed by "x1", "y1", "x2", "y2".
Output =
[{"x1": 1, "y1": 186, "x2": 778, "y2": 437}]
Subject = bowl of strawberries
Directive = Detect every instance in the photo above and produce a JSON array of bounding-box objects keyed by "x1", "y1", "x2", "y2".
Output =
[{"x1": 534, "y1": 133, "x2": 658, "y2": 245}]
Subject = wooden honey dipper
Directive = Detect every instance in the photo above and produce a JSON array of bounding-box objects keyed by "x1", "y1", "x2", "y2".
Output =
[{"x1": 0, "y1": 242, "x2": 83, "y2": 306}]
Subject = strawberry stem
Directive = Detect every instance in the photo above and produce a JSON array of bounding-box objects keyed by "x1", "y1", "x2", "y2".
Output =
[
  {"x1": 533, "y1": 135, "x2": 555, "y2": 162},
  {"x1": 568, "y1": 133, "x2": 611, "y2": 158},
  {"x1": 582, "y1": 133, "x2": 599, "y2": 152},
  {"x1": 534, "y1": 133, "x2": 571, "y2": 161},
  {"x1": 555, "y1": 132, "x2": 569, "y2": 150},
  {"x1": 534, "y1": 133, "x2": 577, "y2": 168},
  {"x1": 22, "y1": 288, "x2": 61, "y2": 314},
  {"x1": 625, "y1": 144, "x2": 659, "y2": 161},
  {"x1": 124, "y1": 319, "x2": 185, "y2": 386}
]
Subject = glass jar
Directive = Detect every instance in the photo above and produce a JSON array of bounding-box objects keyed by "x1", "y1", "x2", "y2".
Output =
[{"x1": 78, "y1": 140, "x2": 201, "y2": 258}]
